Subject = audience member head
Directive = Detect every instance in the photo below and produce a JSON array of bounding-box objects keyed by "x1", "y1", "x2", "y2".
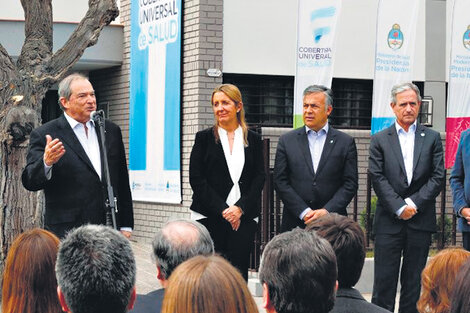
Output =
[
  {"x1": 447, "y1": 254, "x2": 470, "y2": 313},
  {"x1": 259, "y1": 228, "x2": 337, "y2": 313},
  {"x1": 152, "y1": 218, "x2": 214, "y2": 287},
  {"x1": 306, "y1": 213, "x2": 366, "y2": 288},
  {"x1": 2, "y1": 228, "x2": 61, "y2": 313},
  {"x1": 417, "y1": 248, "x2": 470, "y2": 313},
  {"x1": 161, "y1": 255, "x2": 258, "y2": 313},
  {"x1": 55, "y1": 225, "x2": 136, "y2": 313}
]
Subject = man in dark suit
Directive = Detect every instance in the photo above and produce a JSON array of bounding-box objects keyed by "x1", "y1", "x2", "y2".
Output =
[
  {"x1": 369, "y1": 82, "x2": 445, "y2": 313},
  {"x1": 307, "y1": 214, "x2": 391, "y2": 313},
  {"x1": 130, "y1": 219, "x2": 214, "y2": 313},
  {"x1": 274, "y1": 85, "x2": 358, "y2": 232},
  {"x1": 450, "y1": 128, "x2": 470, "y2": 251},
  {"x1": 22, "y1": 73, "x2": 133, "y2": 238}
]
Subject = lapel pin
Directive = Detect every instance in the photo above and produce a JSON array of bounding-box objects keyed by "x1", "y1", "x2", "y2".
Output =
[
  {"x1": 330, "y1": 139, "x2": 334, "y2": 143},
  {"x1": 421, "y1": 133, "x2": 425, "y2": 137}
]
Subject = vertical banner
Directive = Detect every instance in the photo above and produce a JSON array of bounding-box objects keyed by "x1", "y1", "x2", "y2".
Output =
[
  {"x1": 371, "y1": 0, "x2": 421, "y2": 134},
  {"x1": 129, "y1": 0, "x2": 182, "y2": 203},
  {"x1": 445, "y1": 0, "x2": 470, "y2": 168},
  {"x1": 293, "y1": 0, "x2": 342, "y2": 128}
]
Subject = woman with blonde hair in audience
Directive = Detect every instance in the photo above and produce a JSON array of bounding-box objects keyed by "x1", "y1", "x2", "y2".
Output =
[
  {"x1": 161, "y1": 255, "x2": 259, "y2": 313},
  {"x1": 450, "y1": 258, "x2": 470, "y2": 313},
  {"x1": 1, "y1": 228, "x2": 62, "y2": 313},
  {"x1": 417, "y1": 247, "x2": 470, "y2": 313}
]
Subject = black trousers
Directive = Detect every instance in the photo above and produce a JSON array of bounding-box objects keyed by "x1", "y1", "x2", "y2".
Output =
[
  {"x1": 198, "y1": 217, "x2": 257, "y2": 281},
  {"x1": 463, "y1": 232, "x2": 470, "y2": 251},
  {"x1": 372, "y1": 227, "x2": 431, "y2": 313}
]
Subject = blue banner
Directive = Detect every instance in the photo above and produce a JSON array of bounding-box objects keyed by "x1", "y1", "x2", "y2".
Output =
[{"x1": 129, "y1": 0, "x2": 181, "y2": 203}]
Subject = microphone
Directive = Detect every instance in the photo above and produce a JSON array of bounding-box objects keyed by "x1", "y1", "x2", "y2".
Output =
[{"x1": 90, "y1": 110, "x2": 105, "y2": 122}]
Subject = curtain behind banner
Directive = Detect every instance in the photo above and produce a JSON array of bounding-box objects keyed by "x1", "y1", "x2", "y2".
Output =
[
  {"x1": 371, "y1": 0, "x2": 421, "y2": 134},
  {"x1": 445, "y1": 0, "x2": 470, "y2": 169},
  {"x1": 293, "y1": 0, "x2": 342, "y2": 128},
  {"x1": 129, "y1": 0, "x2": 182, "y2": 203}
]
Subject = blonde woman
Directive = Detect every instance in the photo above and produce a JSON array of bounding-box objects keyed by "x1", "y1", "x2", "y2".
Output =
[{"x1": 189, "y1": 84, "x2": 265, "y2": 280}]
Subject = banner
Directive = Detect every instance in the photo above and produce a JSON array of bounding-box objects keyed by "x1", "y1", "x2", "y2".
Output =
[
  {"x1": 293, "y1": 0, "x2": 342, "y2": 128},
  {"x1": 129, "y1": 0, "x2": 182, "y2": 203},
  {"x1": 371, "y1": 0, "x2": 421, "y2": 134},
  {"x1": 445, "y1": 0, "x2": 470, "y2": 168}
]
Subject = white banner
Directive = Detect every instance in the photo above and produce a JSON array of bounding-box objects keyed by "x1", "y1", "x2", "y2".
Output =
[
  {"x1": 129, "y1": 0, "x2": 182, "y2": 203},
  {"x1": 293, "y1": 0, "x2": 342, "y2": 128},
  {"x1": 445, "y1": 0, "x2": 470, "y2": 168},
  {"x1": 371, "y1": 0, "x2": 421, "y2": 134}
]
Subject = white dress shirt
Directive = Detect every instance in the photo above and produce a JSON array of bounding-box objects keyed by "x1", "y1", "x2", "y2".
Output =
[
  {"x1": 395, "y1": 121, "x2": 418, "y2": 216},
  {"x1": 299, "y1": 123, "x2": 329, "y2": 220},
  {"x1": 64, "y1": 113, "x2": 102, "y2": 179},
  {"x1": 307, "y1": 123, "x2": 329, "y2": 172}
]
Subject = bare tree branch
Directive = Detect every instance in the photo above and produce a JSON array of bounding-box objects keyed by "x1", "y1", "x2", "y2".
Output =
[
  {"x1": 0, "y1": 44, "x2": 17, "y2": 91},
  {"x1": 17, "y1": 0, "x2": 53, "y2": 72},
  {"x1": 48, "y1": 0, "x2": 119, "y2": 80},
  {"x1": 0, "y1": 44, "x2": 20, "y2": 109}
]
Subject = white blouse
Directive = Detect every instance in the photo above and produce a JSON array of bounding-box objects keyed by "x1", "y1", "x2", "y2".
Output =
[
  {"x1": 190, "y1": 126, "x2": 245, "y2": 221},
  {"x1": 218, "y1": 126, "x2": 245, "y2": 206}
]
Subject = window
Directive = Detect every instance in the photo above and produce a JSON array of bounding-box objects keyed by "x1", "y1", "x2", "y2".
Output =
[
  {"x1": 223, "y1": 74, "x2": 426, "y2": 129},
  {"x1": 223, "y1": 74, "x2": 293, "y2": 127},
  {"x1": 330, "y1": 78, "x2": 373, "y2": 129}
]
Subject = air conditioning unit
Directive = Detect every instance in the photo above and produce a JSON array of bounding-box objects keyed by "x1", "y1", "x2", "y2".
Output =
[{"x1": 419, "y1": 96, "x2": 433, "y2": 126}]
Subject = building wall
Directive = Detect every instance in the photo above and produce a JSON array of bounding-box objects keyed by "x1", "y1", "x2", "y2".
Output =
[
  {"x1": 91, "y1": 0, "x2": 454, "y2": 243},
  {"x1": 223, "y1": 0, "x2": 426, "y2": 81}
]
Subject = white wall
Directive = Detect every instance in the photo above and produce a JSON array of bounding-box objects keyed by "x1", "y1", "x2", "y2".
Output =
[
  {"x1": 224, "y1": 0, "x2": 426, "y2": 80},
  {"x1": 1, "y1": 0, "x2": 121, "y2": 24},
  {"x1": 223, "y1": 0, "x2": 297, "y2": 76}
]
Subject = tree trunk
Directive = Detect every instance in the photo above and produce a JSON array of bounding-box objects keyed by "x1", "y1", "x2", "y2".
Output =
[{"x1": 0, "y1": 0, "x2": 119, "y2": 268}]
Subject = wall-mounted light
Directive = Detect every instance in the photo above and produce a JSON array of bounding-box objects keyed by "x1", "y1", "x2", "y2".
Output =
[{"x1": 206, "y1": 68, "x2": 222, "y2": 77}]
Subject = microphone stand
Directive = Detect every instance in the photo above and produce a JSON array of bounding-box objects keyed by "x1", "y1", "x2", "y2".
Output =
[{"x1": 92, "y1": 110, "x2": 117, "y2": 230}]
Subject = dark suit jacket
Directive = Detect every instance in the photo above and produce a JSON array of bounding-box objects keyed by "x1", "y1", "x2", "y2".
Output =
[
  {"x1": 22, "y1": 114, "x2": 133, "y2": 236},
  {"x1": 330, "y1": 288, "x2": 392, "y2": 313},
  {"x1": 450, "y1": 129, "x2": 470, "y2": 232},
  {"x1": 189, "y1": 127, "x2": 265, "y2": 220},
  {"x1": 369, "y1": 124, "x2": 445, "y2": 234},
  {"x1": 130, "y1": 289, "x2": 164, "y2": 313},
  {"x1": 274, "y1": 126, "x2": 358, "y2": 232}
]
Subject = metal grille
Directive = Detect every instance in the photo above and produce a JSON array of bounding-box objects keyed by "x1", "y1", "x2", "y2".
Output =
[
  {"x1": 223, "y1": 73, "x2": 294, "y2": 127},
  {"x1": 330, "y1": 78, "x2": 373, "y2": 129}
]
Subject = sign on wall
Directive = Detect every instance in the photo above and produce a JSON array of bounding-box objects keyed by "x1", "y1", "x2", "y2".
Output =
[
  {"x1": 129, "y1": 0, "x2": 182, "y2": 203},
  {"x1": 445, "y1": 0, "x2": 470, "y2": 169},
  {"x1": 293, "y1": 0, "x2": 342, "y2": 128},
  {"x1": 371, "y1": 0, "x2": 421, "y2": 134}
]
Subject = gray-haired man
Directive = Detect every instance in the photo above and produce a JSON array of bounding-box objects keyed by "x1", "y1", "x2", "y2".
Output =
[
  {"x1": 56, "y1": 225, "x2": 136, "y2": 313},
  {"x1": 131, "y1": 219, "x2": 214, "y2": 313}
]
